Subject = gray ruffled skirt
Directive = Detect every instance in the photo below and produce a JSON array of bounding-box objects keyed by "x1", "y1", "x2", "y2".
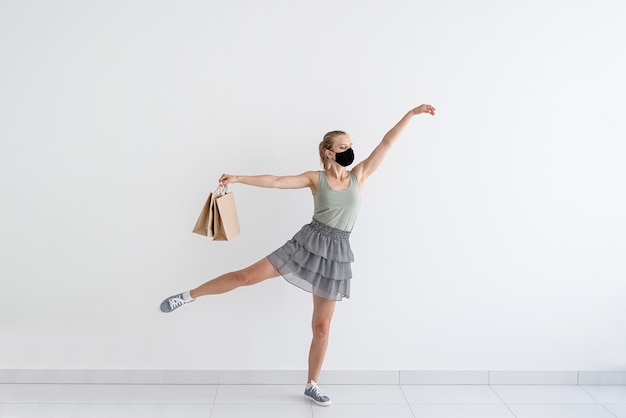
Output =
[{"x1": 267, "y1": 219, "x2": 353, "y2": 301}]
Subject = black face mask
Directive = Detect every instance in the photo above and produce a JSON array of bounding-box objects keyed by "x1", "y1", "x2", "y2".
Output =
[{"x1": 334, "y1": 148, "x2": 355, "y2": 167}]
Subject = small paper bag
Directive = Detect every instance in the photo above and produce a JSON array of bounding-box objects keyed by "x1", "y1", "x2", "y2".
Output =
[
  {"x1": 192, "y1": 191, "x2": 217, "y2": 236},
  {"x1": 212, "y1": 191, "x2": 240, "y2": 241}
]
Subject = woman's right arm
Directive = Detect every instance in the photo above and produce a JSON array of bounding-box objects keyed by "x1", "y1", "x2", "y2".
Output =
[{"x1": 219, "y1": 171, "x2": 318, "y2": 191}]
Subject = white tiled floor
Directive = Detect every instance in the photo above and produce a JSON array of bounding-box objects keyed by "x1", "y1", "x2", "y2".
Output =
[{"x1": 0, "y1": 383, "x2": 624, "y2": 417}]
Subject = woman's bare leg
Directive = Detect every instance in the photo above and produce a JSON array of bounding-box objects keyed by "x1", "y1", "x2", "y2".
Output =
[
  {"x1": 307, "y1": 295, "x2": 337, "y2": 383},
  {"x1": 190, "y1": 257, "x2": 279, "y2": 298}
]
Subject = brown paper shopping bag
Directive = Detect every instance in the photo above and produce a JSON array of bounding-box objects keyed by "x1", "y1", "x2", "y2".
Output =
[
  {"x1": 192, "y1": 190, "x2": 217, "y2": 236},
  {"x1": 212, "y1": 190, "x2": 240, "y2": 241}
]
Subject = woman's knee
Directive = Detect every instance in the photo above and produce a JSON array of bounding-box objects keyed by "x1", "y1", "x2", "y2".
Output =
[
  {"x1": 312, "y1": 320, "x2": 331, "y2": 340},
  {"x1": 311, "y1": 296, "x2": 336, "y2": 340},
  {"x1": 234, "y1": 260, "x2": 276, "y2": 287},
  {"x1": 233, "y1": 269, "x2": 256, "y2": 287}
]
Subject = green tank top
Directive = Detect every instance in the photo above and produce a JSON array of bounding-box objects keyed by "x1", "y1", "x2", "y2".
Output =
[{"x1": 312, "y1": 170, "x2": 361, "y2": 232}]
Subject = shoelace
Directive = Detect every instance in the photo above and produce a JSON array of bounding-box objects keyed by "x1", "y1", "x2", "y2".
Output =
[
  {"x1": 309, "y1": 383, "x2": 327, "y2": 400},
  {"x1": 168, "y1": 296, "x2": 186, "y2": 310}
]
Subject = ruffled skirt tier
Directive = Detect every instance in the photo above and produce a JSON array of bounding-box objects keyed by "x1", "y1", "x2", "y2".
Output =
[{"x1": 267, "y1": 219, "x2": 353, "y2": 301}]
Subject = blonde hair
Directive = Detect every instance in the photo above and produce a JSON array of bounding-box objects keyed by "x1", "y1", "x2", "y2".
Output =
[{"x1": 319, "y1": 130, "x2": 346, "y2": 170}]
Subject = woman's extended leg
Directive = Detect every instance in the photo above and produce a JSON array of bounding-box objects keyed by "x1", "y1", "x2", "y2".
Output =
[
  {"x1": 190, "y1": 257, "x2": 279, "y2": 298},
  {"x1": 307, "y1": 295, "x2": 336, "y2": 383},
  {"x1": 160, "y1": 257, "x2": 279, "y2": 312}
]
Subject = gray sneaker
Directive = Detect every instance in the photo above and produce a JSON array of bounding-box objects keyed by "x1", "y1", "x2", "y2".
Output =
[
  {"x1": 160, "y1": 293, "x2": 193, "y2": 313},
  {"x1": 304, "y1": 381, "x2": 332, "y2": 406}
]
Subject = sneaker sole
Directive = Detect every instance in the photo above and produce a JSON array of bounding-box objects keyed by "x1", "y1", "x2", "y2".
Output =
[{"x1": 304, "y1": 394, "x2": 332, "y2": 407}]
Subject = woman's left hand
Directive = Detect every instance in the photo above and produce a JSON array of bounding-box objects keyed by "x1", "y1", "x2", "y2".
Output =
[{"x1": 410, "y1": 104, "x2": 436, "y2": 116}]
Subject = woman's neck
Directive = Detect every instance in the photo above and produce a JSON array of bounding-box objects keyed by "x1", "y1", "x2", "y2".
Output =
[{"x1": 326, "y1": 165, "x2": 348, "y2": 180}]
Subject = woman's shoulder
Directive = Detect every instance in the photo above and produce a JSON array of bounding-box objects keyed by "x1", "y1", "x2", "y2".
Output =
[{"x1": 302, "y1": 170, "x2": 321, "y2": 188}]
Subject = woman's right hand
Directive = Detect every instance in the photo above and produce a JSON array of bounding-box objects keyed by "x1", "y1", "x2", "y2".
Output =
[
  {"x1": 219, "y1": 173, "x2": 237, "y2": 186},
  {"x1": 410, "y1": 104, "x2": 436, "y2": 116}
]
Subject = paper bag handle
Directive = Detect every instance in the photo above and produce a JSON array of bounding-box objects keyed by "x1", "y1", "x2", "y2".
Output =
[{"x1": 214, "y1": 185, "x2": 228, "y2": 196}]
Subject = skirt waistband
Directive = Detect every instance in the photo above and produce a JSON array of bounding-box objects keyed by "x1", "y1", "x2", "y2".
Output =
[{"x1": 309, "y1": 218, "x2": 351, "y2": 240}]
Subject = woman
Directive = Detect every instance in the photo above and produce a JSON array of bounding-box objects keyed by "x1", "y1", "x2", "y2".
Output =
[{"x1": 160, "y1": 104, "x2": 436, "y2": 406}]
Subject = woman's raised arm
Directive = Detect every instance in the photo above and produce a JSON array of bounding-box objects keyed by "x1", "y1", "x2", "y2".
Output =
[{"x1": 352, "y1": 104, "x2": 435, "y2": 183}]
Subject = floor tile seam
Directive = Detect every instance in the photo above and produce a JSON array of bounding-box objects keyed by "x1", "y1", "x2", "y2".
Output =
[
  {"x1": 208, "y1": 385, "x2": 219, "y2": 418},
  {"x1": 602, "y1": 404, "x2": 626, "y2": 418},
  {"x1": 578, "y1": 384, "x2": 620, "y2": 417},
  {"x1": 488, "y1": 384, "x2": 520, "y2": 417},
  {"x1": 579, "y1": 384, "x2": 609, "y2": 403},
  {"x1": 506, "y1": 404, "x2": 620, "y2": 418},
  {"x1": 398, "y1": 385, "x2": 418, "y2": 418},
  {"x1": 564, "y1": 385, "x2": 618, "y2": 418},
  {"x1": 601, "y1": 404, "x2": 620, "y2": 418}
]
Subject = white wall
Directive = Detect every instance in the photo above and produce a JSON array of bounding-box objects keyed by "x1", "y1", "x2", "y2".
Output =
[{"x1": 1, "y1": 0, "x2": 625, "y2": 372}]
